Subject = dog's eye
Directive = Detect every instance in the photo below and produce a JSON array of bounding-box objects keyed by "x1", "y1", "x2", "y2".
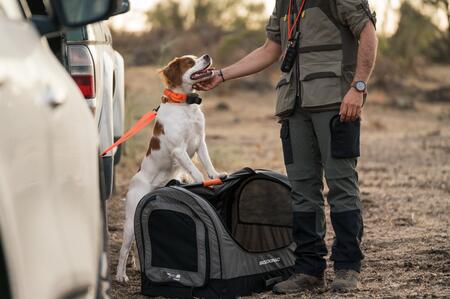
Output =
[{"x1": 187, "y1": 60, "x2": 195, "y2": 67}]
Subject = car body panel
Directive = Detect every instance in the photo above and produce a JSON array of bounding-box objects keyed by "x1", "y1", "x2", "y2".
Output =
[
  {"x1": 113, "y1": 50, "x2": 125, "y2": 139},
  {"x1": 0, "y1": 1, "x2": 102, "y2": 298}
]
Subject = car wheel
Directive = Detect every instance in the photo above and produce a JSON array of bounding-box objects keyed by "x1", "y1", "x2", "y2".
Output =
[{"x1": 101, "y1": 156, "x2": 113, "y2": 200}]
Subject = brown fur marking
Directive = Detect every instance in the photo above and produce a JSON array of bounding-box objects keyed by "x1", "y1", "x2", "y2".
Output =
[
  {"x1": 153, "y1": 121, "x2": 165, "y2": 136},
  {"x1": 146, "y1": 121, "x2": 165, "y2": 156},
  {"x1": 160, "y1": 57, "x2": 195, "y2": 88},
  {"x1": 146, "y1": 136, "x2": 161, "y2": 156}
]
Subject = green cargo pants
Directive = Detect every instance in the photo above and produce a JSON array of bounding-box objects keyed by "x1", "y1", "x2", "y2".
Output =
[{"x1": 280, "y1": 108, "x2": 364, "y2": 277}]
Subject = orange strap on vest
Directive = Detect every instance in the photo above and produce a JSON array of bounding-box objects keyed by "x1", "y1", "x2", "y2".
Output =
[
  {"x1": 164, "y1": 89, "x2": 188, "y2": 103},
  {"x1": 287, "y1": 0, "x2": 307, "y2": 40},
  {"x1": 100, "y1": 111, "x2": 157, "y2": 156}
]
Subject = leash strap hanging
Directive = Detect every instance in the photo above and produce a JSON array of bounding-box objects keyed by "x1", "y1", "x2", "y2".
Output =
[
  {"x1": 287, "y1": 0, "x2": 307, "y2": 40},
  {"x1": 100, "y1": 111, "x2": 157, "y2": 156}
]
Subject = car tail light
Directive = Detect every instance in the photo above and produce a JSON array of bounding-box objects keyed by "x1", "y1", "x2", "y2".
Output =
[{"x1": 68, "y1": 45, "x2": 95, "y2": 99}]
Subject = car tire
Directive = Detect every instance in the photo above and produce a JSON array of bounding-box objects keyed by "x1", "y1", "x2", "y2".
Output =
[{"x1": 101, "y1": 156, "x2": 113, "y2": 200}]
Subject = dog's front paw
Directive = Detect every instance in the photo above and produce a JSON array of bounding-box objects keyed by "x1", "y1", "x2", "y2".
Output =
[
  {"x1": 208, "y1": 171, "x2": 228, "y2": 180},
  {"x1": 115, "y1": 273, "x2": 129, "y2": 283}
]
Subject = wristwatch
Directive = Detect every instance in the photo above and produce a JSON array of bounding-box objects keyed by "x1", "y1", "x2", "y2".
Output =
[{"x1": 352, "y1": 80, "x2": 367, "y2": 93}]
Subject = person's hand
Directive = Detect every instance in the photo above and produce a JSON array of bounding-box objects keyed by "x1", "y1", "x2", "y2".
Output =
[
  {"x1": 339, "y1": 88, "x2": 364, "y2": 122},
  {"x1": 193, "y1": 70, "x2": 223, "y2": 91}
]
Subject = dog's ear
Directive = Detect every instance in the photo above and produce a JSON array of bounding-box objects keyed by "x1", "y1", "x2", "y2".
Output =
[{"x1": 160, "y1": 57, "x2": 183, "y2": 88}]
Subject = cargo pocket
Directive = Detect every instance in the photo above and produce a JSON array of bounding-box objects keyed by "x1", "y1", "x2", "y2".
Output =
[
  {"x1": 280, "y1": 120, "x2": 293, "y2": 165},
  {"x1": 329, "y1": 114, "x2": 360, "y2": 159},
  {"x1": 275, "y1": 71, "x2": 297, "y2": 117},
  {"x1": 300, "y1": 62, "x2": 342, "y2": 108}
]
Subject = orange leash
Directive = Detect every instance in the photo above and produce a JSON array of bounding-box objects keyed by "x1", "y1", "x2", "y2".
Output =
[
  {"x1": 100, "y1": 111, "x2": 157, "y2": 156},
  {"x1": 287, "y1": 0, "x2": 307, "y2": 40}
]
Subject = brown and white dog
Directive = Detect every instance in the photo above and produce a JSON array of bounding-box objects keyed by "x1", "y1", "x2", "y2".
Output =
[{"x1": 115, "y1": 54, "x2": 225, "y2": 282}]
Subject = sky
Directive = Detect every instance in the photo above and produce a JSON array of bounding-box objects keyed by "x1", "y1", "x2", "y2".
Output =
[{"x1": 109, "y1": 0, "x2": 448, "y2": 35}]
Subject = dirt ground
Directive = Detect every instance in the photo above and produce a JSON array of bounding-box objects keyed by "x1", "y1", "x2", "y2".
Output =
[{"x1": 108, "y1": 66, "x2": 450, "y2": 298}]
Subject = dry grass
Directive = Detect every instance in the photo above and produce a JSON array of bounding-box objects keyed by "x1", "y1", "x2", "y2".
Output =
[{"x1": 108, "y1": 66, "x2": 450, "y2": 299}]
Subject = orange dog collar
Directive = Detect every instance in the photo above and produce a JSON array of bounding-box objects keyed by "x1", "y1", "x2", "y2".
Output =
[
  {"x1": 164, "y1": 89, "x2": 188, "y2": 103},
  {"x1": 163, "y1": 89, "x2": 202, "y2": 105}
]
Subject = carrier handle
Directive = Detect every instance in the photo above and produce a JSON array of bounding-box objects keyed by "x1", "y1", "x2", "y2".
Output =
[
  {"x1": 202, "y1": 178, "x2": 223, "y2": 187},
  {"x1": 182, "y1": 176, "x2": 228, "y2": 188}
]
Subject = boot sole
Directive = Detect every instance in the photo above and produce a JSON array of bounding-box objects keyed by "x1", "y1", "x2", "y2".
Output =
[
  {"x1": 330, "y1": 285, "x2": 359, "y2": 293},
  {"x1": 273, "y1": 284, "x2": 326, "y2": 295}
]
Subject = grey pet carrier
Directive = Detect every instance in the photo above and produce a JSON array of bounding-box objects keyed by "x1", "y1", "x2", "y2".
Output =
[{"x1": 134, "y1": 168, "x2": 295, "y2": 298}]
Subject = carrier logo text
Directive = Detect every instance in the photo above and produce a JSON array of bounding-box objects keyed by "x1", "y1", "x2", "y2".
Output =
[
  {"x1": 165, "y1": 272, "x2": 181, "y2": 281},
  {"x1": 258, "y1": 257, "x2": 281, "y2": 266}
]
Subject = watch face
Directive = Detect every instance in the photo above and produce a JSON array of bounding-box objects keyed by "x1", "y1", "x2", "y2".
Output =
[{"x1": 355, "y1": 81, "x2": 366, "y2": 92}]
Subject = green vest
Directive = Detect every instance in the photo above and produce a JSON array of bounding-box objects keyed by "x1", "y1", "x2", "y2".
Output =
[{"x1": 275, "y1": 0, "x2": 363, "y2": 116}]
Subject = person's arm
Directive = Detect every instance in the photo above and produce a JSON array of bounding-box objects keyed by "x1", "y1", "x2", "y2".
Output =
[
  {"x1": 195, "y1": 39, "x2": 282, "y2": 91},
  {"x1": 340, "y1": 22, "x2": 378, "y2": 122}
]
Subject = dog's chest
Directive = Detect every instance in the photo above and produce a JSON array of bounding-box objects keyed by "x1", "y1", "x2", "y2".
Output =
[
  {"x1": 158, "y1": 104, "x2": 204, "y2": 153},
  {"x1": 184, "y1": 112, "x2": 203, "y2": 156}
]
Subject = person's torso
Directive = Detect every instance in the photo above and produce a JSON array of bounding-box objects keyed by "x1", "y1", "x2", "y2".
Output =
[{"x1": 275, "y1": 0, "x2": 358, "y2": 113}]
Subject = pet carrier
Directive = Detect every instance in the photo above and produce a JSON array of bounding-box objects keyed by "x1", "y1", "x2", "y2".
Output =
[{"x1": 135, "y1": 168, "x2": 295, "y2": 298}]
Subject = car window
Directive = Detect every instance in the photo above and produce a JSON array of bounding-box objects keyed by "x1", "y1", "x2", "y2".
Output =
[{"x1": 25, "y1": 0, "x2": 46, "y2": 15}]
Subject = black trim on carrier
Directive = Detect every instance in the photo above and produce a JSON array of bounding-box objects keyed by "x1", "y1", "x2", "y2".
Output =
[{"x1": 141, "y1": 267, "x2": 293, "y2": 299}]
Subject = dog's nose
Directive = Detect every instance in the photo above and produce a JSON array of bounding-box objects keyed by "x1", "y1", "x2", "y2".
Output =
[{"x1": 203, "y1": 54, "x2": 210, "y2": 61}]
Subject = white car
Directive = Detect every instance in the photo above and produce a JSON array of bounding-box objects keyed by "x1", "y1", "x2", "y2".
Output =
[
  {"x1": 0, "y1": 0, "x2": 121, "y2": 298},
  {"x1": 65, "y1": 22, "x2": 126, "y2": 199},
  {"x1": 27, "y1": 1, "x2": 128, "y2": 199}
]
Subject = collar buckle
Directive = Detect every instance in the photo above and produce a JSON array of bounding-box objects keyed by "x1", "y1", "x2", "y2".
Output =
[{"x1": 186, "y1": 93, "x2": 202, "y2": 105}]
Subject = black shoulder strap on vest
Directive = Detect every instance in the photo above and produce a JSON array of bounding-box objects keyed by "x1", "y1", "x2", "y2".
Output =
[{"x1": 312, "y1": 0, "x2": 358, "y2": 67}]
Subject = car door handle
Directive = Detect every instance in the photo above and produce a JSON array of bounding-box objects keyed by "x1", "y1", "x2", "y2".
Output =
[{"x1": 40, "y1": 85, "x2": 66, "y2": 108}]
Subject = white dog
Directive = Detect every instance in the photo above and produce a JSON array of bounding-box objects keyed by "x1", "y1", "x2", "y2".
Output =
[{"x1": 115, "y1": 54, "x2": 225, "y2": 282}]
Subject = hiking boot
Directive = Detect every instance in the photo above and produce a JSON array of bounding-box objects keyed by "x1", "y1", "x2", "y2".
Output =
[
  {"x1": 273, "y1": 273, "x2": 326, "y2": 294},
  {"x1": 331, "y1": 269, "x2": 360, "y2": 292}
]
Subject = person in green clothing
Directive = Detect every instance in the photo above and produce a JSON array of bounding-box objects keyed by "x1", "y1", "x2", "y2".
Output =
[{"x1": 195, "y1": 0, "x2": 378, "y2": 294}]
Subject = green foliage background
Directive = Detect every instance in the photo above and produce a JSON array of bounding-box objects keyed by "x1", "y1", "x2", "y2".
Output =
[{"x1": 112, "y1": 0, "x2": 450, "y2": 90}]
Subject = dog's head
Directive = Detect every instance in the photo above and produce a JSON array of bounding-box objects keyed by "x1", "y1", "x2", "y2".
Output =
[{"x1": 160, "y1": 54, "x2": 213, "y2": 89}]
